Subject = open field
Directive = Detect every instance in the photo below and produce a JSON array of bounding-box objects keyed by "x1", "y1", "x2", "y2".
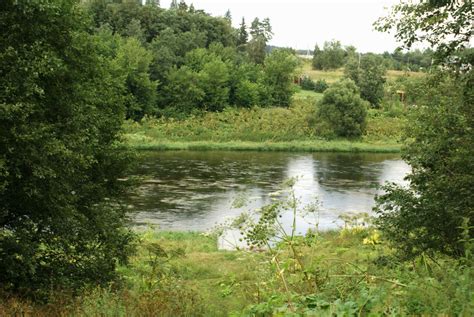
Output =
[{"x1": 299, "y1": 59, "x2": 425, "y2": 83}]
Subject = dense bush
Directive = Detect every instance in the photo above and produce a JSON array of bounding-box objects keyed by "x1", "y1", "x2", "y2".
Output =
[
  {"x1": 317, "y1": 79, "x2": 368, "y2": 137},
  {"x1": 300, "y1": 77, "x2": 316, "y2": 90},
  {"x1": 0, "y1": 0, "x2": 134, "y2": 297}
]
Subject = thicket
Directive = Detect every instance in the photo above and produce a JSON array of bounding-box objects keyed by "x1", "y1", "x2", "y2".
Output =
[
  {"x1": 312, "y1": 40, "x2": 346, "y2": 70},
  {"x1": 311, "y1": 39, "x2": 433, "y2": 73}
]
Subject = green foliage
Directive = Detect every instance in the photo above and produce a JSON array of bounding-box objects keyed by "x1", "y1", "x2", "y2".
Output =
[
  {"x1": 160, "y1": 66, "x2": 205, "y2": 114},
  {"x1": 382, "y1": 48, "x2": 434, "y2": 71},
  {"x1": 300, "y1": 77, "x2": 316, "y2": 90},
  {"x1": 312, "y1": 40, "x2": 346, "y2": 70},
  {"x1": 262, "y1": 49, "x2": 299, "y2": 107},
  {"x1": 375, "y1": 71, "x2": 474, "y2": 258},
  {"x1": 374, "y1": 0, "x2": 474, "y2": 260},
  {"x1": 113, "y1": 37, "x2": 158, "y2": 120},
  {"x1": 236, "y1": 17, "x2": 248, "y2": 48},
  {"x1": 317, "y1": 79, "x2": 368, "y2": 137},
  {"x1": 199, "y1": 57, "x2": 230, "y2": 111},
  {"x1": 0, "y1": 0, "x2": 134, "y2": 297},
  {"x1": 344, "y1": 53, "x2": 386, "y2": 107},
  {"x1": 313, "y1": 79, "x2": 329, "y2": 93}
]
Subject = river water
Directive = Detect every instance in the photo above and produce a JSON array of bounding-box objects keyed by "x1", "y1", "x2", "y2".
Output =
[{"x1": 126, "y1": 151, "x2": 410, "y2": 232}]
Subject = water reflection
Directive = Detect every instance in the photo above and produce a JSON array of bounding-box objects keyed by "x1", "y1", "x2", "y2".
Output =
[{"x1": 126, "y1": 151, "x2": 410, "y2": 231}]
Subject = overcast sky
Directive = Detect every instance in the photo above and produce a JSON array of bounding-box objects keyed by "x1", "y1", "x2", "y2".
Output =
[{"x1": 159, "y1": 0, "x2": 404, "y2": 53}]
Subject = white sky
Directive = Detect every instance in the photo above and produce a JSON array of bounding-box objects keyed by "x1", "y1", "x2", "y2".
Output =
[{"x1": 159, "y1": 0, "x2": 403, "y2": 53}]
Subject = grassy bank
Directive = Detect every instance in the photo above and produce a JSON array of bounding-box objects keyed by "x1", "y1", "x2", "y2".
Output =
[
  {"x1": 123, "y1": 93, "x2": 404, "y2": 153},
  {"x1": 3, "y1": 230, "x2": 472, "y2": 316},
  {"x1": 123, "y1": 140, "x2": 400, "y2": 153}
]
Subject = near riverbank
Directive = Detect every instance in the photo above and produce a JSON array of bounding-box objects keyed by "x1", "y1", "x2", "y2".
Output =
[{"x1": 2, "y1": 230, "x2": 471, "y2": 316}]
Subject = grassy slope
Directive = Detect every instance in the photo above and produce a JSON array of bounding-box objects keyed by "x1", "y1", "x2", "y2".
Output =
[
  {"x1": 123, "y1": 91, "x2": 404, "y2": 153},
  {"x1": 4, "y1": 231, "x2": 472, "y2": 316}
]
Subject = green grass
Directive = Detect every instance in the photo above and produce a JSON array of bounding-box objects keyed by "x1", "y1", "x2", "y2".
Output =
[
  {"x1": 122, "y1": 94, "x2": 404, "y2": 153},
  {"x1": 3, "y1": 230, "x2": 472, "y2": 316}
]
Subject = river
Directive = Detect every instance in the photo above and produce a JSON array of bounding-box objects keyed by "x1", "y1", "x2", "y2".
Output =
[{"x1": 126, "y1": 151, "x2": 410, "y2": 232}]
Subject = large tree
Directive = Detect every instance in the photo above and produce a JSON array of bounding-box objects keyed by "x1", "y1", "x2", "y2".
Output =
[
  {"x1": 0, "y1": 0, "x2": 134, "y2": 296},
  {"x1": 262, "y1": 49, "x2": 299, "y2": 107},
  {"x1": 237, "y1": 17, "x2": 249, "y2": 48},
  {"x1": 247, "y1": 17, "x2": 273, "y2": 64},
  {"x1": 344, "y1": 54, "x2": 386, "y2": 107},
  {"x1": 312, "y1": 40, "x2": 345, "y2": 70},
  {"x1": 374, "y1": 0, "x2": 474, "y2": 258},
  {"x1": 317, "y1": 79, "x2": 368, "y2": 137}
]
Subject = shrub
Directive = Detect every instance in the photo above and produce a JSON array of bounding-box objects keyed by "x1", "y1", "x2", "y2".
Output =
[
  {"x1": 300, "y1": 77, "x2": 315, "y2": 90},
  {"x1": 300, "y1": 78, "x2": 328, "y2": 93},
  {"x1": 317, "y1": 79, "x2": 368, "y2": 137}
]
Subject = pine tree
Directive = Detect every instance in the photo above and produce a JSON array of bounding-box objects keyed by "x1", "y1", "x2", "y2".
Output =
[
  {"x1": 224, "y1": 9, "x2": 232, "y2": 22},
  {"x1": 237, "y1": 17, "x2": 248, "y2": 46}
]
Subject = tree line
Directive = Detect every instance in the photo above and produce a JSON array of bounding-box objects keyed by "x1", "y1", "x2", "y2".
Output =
[
  {"x1": 87, "y1": 0, "x2": 299, "y2": 120},
  {"x1": 311, "y1": 39, "x2": 434, "y2": 72}
]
